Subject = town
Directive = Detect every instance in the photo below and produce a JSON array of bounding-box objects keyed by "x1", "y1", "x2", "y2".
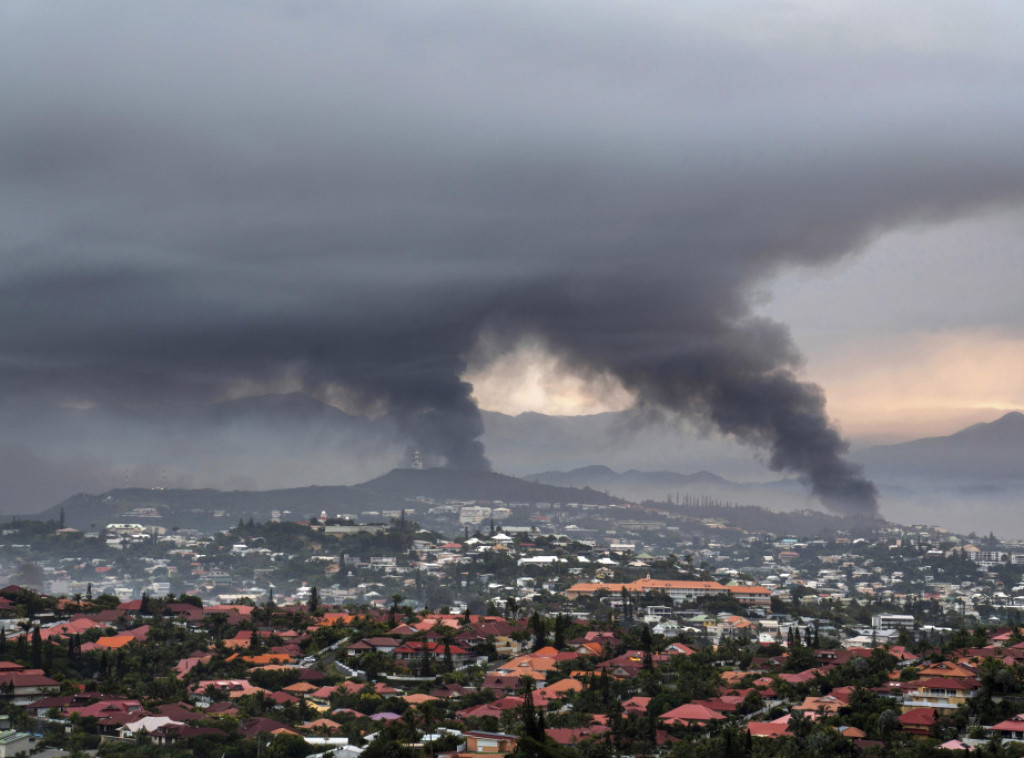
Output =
[{"x1": 4, "y1": 485, "x2": 1024, "y2": 757}]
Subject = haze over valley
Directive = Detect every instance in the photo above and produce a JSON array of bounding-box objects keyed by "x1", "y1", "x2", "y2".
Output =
[{"x1": 4, "y1": 394, "x2": 1023, "y2": 537}]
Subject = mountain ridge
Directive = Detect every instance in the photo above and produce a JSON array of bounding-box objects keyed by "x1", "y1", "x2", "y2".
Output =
[
  {"x1": 36, "y1": 467, "x2": 623, "y2": 531},
  {"x1": 855, "y1": 410, "x2": 1024, "y2": 482}
]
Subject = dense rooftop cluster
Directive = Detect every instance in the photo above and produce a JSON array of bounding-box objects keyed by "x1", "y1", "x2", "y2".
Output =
[
  {"x1": 2, "y1": 571, "x2": 1024, "y2": 757},
  {"x1": 4, "y1": 498, "x2": 1024, "y2": 756}
]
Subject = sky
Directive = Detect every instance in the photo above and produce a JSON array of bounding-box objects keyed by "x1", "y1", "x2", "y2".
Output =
[{"x1": 2, "y1": 1, "x2": 1023, "y2": 516}]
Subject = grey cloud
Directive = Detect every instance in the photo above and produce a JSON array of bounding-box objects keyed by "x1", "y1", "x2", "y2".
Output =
[{"x1": 2, "y1": 1, "x2": 1024, "y2": 514}]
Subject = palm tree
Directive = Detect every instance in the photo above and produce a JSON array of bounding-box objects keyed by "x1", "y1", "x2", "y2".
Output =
[
  {"x1": 419, "y1": 699, "x2": 440, "y2": 736},
  {"x1": 402, "y1": 707, "x2": 418, "y2": 742}
]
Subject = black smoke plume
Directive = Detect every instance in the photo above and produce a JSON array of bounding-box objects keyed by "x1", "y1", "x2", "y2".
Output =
[{"x1": 2, "y1": 2, "x2": 1023, "y2": 515}]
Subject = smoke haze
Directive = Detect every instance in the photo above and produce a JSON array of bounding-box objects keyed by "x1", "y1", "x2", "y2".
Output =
[{"x1": 2, "y1": 2, "x2": 1024, "y2": 516}]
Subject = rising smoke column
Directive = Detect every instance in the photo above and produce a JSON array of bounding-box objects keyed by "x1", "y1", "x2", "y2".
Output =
[{"x1": 488, "y1": 278, "x2": 879, "y2": 517}]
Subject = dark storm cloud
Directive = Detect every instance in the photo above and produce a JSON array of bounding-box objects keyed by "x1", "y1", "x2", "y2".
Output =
[{"x1": 2, "y1": 1, "x2": 1024, "y2": 514}]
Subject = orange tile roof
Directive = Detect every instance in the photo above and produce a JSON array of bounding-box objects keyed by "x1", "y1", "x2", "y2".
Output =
[
  {"x1": 95, "y1": 635, "x2": 135, "y2": 649},
  {"x1": 283, "y1": 682, "x2": 319, "y2": 694}
]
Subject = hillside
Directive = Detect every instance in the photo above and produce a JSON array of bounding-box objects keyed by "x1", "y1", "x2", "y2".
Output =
[
  {"x1": 40, "y1": 468, "x2": 622, "y2": 531},
  {"x1": 529, "y1": 464, "x2": 730, "y2": 491},
  {"x1": 856, "y1": 411, "x2": 1024, "y2": 482},
  {"x1": 41, "y1": 484, "x2": 391, "y2": 531},
  {"x1": 355, "y1": 467, "x2": 622, "y2": 505}
]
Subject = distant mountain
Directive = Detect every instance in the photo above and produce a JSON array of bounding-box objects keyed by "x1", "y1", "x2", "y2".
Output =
[
  {"x1": 524, "y1": 464, "x2": 814, "y2": 510},
  {"x1": 40, "y1": 467, "x2": 622, "y2": 530},
  {"x1": 40, "y1": 484, "x2": 390, "y2": 531},
  {"x1": 355, "y1": 468, "x2": 621, "y2": 506},
  {"x1": 856, "y1": 411, "x2": 1024, "y2": 482},
  {"x1": 528, "y1": 465, "x2": 729, "y2": 491},
  {"x1": 0, "y1": 395, "x2": 776, "y2": 516},
  {"x1": 10, "y1": 395, "x2": 1023, "y2": 524}
]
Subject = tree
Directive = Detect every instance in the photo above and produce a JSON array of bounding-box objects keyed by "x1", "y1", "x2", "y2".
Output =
[
  {"x1": 390, "y1": 594, "x2": 402, "y2": 628},
  {"x1": 531, "y1": 612, "x2": 547, "y2": 652},
  {"x1": 876, "y1": 708, "x2": 901, "y2": 740},
  {"x1": 402, "y1": 708, "x2": 418, "y2": 742},
  {"x1": 553, "y1": 615, "x2": 568, "y2": 650},
  {"x1": 31, "y1": 626, "x2": 42, "y2": 669},
  {"x1": 264, "y1": 732, "x2": 315, "y2": 758},
  {"x1": 517, "y1": 676, "x2": 546, "y2": 748},
  {"x1": 444, "y1": 634, "x2": 454, "y2": 673},
  {"x1": 789, "y1": 708, "x2": 813, "y2": 744},
  {"x1": 308, "y1": 586, "x2": 320, "y2": 615},
  {"x1": 419, "y1": 643, "x2": 433, "y2": 677},
  {"x1": 640, "y1": 624, "x2": 653, "y2": 655}
]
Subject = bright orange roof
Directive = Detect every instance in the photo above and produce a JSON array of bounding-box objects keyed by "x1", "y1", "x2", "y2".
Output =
[
  {"x1": 243, "y1": 654, "x2": 293, "y2": 666},
  {"x1": 284, "y1": 682, "x2": 319, "y2": 694},
  {"x1": 95, "y1": 635, "x2": 134, "y2": 649},
  {"x1": 539, "y1": 679, "x2": 583, "y2": 695}
]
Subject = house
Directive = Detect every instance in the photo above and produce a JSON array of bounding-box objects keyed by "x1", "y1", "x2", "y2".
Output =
[
  {"x1": 456, "y1": 698, "x2": 523, "y2": 720},
  {"x1": 902, "y1": 678, "x2": 980, "y2": 713},
  {"x1": 726, "y1": 585, "x2": 772, "y2": 607},
  {"x1": 659, "y1": 703, "x2": 727, "y2": 726},
  {"x1": 481, "y1": 675, "x2": 521, "y2": 697},
  {"x1": 691, "y1": 695, "x2": 744, "y2": 714},
  {"x1": 915, "y1": 661, "x2": 977, "y2": 679},
  {"x1": 534, "y1": 678, "x2": 583, "y2": 704},
  {"x1": 836, "y1": 725, "x2": 867, "y2": 739},
  {"x1": 0, "y1": 729, "x2": 35, "y2": 757},
  {"x1": 67, "y1": 699, "x2": 151, "y2": 736},
  {"x1": 665, "y1": 642, "x2": 696, "y2": 656},
  {"x1": 0, "y1": 670, "x2": 60, "y2": 705},
  {"x1": 391, "y1": 640, "x2": 473, "y2": 668},
  {"x1": 429, "y1": 683, "x2": 476, "y2": 700},
  {"x1": 346, "y1": 637, "x2": 401, "y2": 656},
  {"x1": 597, "y1": 651, "x2": 669, "y2": 679},
  {"x1": 794, "y1": 694, "x2": 847, "y2": 714},
  {"x1": 445, "y1": 731, "x2": 518, "y2": 757},
  {"x1": 190, "y1": 679, "x2": 265, "y2": 706},
  {"x1": 747, "y1": 722, "x2": 790, "y2": 739},
  {"x1": 40, "y1": 616, "x2": 106, "y2": 641},
  {"x1": 546, "y1": 726, "x2": 611, "y2": 746},
  {"x1": 116, "y1": 716, "x2": 183, "y2": 739},
  {"x1": 990, "y1": 713, "x2": 1024, "y2": 741},
  {"x1": 492, "y1": 649, "x2": 564, "y2": 681},
  {"x1": 898, "y1": 707, "x2": 937, "y2": 737},
  {"x1": 150, "y1": 724, "x2": 227, "y2": 747},
  {"x1": 938, "y1": 739, "x2": 974, "y2": 751},
  {"x1": 621, "y1": 697, "x2": 651, "y2": 715},
  {"x1": 153, "y1": 704, "x2": 203, "y2": 723}
]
